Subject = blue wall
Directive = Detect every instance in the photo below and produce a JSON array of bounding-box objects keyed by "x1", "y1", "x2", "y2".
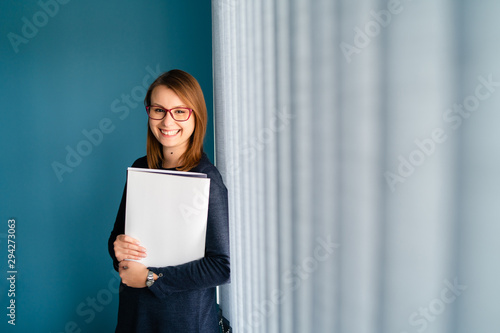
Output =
[{"x1": 0, "y1": 0, "x2": 213, "y2": 331}]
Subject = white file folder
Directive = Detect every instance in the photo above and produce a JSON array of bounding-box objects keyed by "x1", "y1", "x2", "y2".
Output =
[{"x1": 125, "y1": 167, "x2": 210, "y2": 267}]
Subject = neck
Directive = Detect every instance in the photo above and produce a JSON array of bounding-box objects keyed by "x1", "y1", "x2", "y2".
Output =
[{"x1": 162, "y1": 146, "x2": 186, "y2": 169}]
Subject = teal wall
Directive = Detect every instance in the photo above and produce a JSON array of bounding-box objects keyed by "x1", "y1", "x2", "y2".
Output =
[{"x1": 0, "y1": 0, "x2": 213, "y2": 331}]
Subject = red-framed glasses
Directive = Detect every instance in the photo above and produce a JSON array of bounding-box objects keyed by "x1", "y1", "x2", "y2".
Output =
[{"x1": 146, "y1": 106, "x2": 194, "y2": 122}]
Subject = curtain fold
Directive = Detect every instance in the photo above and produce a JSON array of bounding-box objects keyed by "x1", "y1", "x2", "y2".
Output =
[{"x1": 212, "y1": 0, "x2": 500, "y2": 332}]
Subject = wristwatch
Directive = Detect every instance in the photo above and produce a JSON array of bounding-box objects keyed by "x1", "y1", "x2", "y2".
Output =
[{"x1": 146, "y1": 270, "x2": 155, "y2": 287}]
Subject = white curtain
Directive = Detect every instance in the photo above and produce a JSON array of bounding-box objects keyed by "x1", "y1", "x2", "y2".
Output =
[{"x1": 212, "y1": 0, "x2": 500, "y2": 332}]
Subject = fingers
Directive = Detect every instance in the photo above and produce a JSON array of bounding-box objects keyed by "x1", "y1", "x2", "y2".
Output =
[
  {"x1": 116, "y1": 235, "x2": 146, "y2": 251},
  {"x1": 116, "y1": 249, "x2": 147, "y2": 262},
  {"x1": 116, "y1": 235, "x2": 147, "y2": 252},
  {"x1": 114, "y1": 234, "x2": 147, "y2": 262},
  {"x1": 115, "y1": 241, "x2": 147, "y2": 254},
  {"x1": 117, "y1": 234, "x2": 140, "y2": 244},
  {"x1": 115, "y1": 249, "x2": 147, "y2": 262}
]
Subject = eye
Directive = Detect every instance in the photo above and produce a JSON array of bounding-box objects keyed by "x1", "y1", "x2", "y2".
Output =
[
  {"x1": 152, "y1": 107, "x2": 165, "y2": 113},
  {"x1": 173, "y1": 108, "x2": 187, "y2": 115}
]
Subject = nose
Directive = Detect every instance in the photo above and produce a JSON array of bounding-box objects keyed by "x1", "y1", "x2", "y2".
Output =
[{"x1": 162, "y1": 111, "x2": 176, "y2": 126}]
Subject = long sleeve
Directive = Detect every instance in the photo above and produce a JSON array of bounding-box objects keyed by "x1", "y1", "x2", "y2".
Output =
[
  {"x1": 108, "y1": 154, "x2": 231, "y2": 299},
  {"x1": 147, "y1": 165, "x2": 230, "y2": 297},
  {"x1": 108, "y1": 184, "x2": 127, "y2": 272}
]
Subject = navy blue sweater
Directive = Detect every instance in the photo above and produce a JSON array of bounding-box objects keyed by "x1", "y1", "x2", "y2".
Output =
[{"x1": 108, "y1": 154, "x2": 230, "y2": 332}]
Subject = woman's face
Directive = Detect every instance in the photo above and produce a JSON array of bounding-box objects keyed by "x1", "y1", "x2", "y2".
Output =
[{"x1": 149, "y1": 85, "x2": 196, "y2": 155}]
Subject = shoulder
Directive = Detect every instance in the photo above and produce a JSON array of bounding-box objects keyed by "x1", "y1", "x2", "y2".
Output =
[
  {"x1": 131, "y1": 156, "x2": 148, "y2": 168},
  {"x1": 194, "y1": 154, "x2": 226, "y2": 190}
]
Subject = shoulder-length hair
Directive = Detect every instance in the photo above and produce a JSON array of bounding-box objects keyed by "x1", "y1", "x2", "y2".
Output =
[{"x1": 144, "y1": 69, "x2": 207, "y2": 171}]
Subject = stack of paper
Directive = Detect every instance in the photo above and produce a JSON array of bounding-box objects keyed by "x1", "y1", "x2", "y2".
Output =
[{"x1": 125, "y1": 167, "x2": 210, "y2": 267}]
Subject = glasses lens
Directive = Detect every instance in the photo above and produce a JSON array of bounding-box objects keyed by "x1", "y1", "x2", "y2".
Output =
[
  {"x1": 148, "y1": 106, "x2": 165, "y2": 120},
  {"x1": 171, "y1": 108, "x2": 191, "y2": 121}
]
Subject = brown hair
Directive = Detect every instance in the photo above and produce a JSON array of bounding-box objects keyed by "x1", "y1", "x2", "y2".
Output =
[{"x1": 144, "y1": 69, "x2": 207, "y2": 171}]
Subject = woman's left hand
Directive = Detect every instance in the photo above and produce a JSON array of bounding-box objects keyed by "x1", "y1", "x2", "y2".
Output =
[{"x1": 119, "y1": 260, "x2": 149, "y2": 288}]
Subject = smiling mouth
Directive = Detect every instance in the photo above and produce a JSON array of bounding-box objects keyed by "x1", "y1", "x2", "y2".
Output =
[{"x1": 160, "y1": 129, "x2": 180, "y2": 136}]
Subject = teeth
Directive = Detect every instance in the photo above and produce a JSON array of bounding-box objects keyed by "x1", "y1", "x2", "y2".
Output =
[{"x1": 161, "y1": 129, "x2": 180, "y2": 136}]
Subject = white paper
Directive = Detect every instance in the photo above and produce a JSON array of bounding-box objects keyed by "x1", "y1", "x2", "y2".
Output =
[{"x1": 125, "y1": 167, "x2": 210, "y2": 267}]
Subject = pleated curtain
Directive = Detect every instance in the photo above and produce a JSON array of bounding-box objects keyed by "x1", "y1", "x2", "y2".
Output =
[{"x1": 212, "y1": 0, "x2": 500, "y2": 332}]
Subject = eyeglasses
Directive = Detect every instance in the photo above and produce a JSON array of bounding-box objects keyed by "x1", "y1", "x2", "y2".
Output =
[{"x1": 146, "y1": 106, "x2": 194, "y2": 122}]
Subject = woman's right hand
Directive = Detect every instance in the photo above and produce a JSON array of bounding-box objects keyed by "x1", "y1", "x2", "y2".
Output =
[{"x1": 114, "y1": 234, "x2": 147, "y2": 262}]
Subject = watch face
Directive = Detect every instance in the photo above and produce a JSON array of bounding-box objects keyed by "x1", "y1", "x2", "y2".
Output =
[{"x1": 146, "y1": 271, "x2": 154, "y2": 287}]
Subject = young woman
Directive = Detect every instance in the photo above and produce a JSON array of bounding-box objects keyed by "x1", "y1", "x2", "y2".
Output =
[{"x1": 108, "y1": 69, "x2": 230, "y2": 332}]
